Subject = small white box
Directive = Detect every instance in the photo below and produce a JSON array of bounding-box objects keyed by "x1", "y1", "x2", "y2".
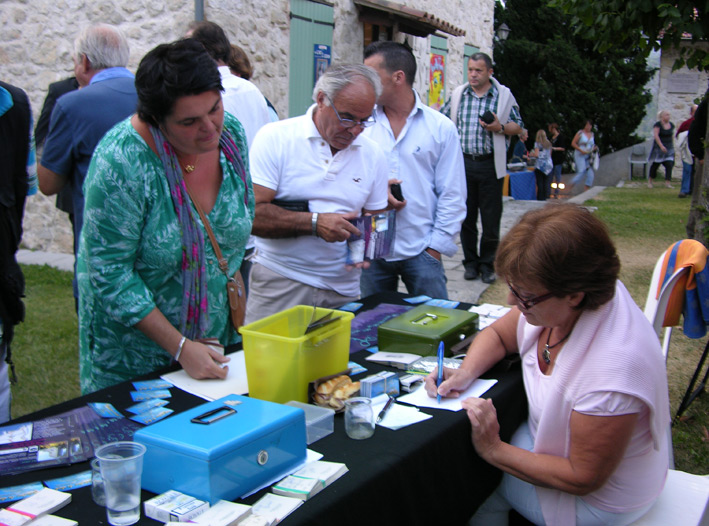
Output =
[
  {"x1": 145, "y1": 490, "x2": 208, "y2": 522},
  {"x1": 185, "y1": 500, "x2": 252, "y2": 526},
  {"x1": 170, "y1": 498, "x2": 209, "y2": 522}
]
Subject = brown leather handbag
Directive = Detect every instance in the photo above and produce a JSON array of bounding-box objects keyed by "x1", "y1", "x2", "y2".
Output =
[{"x1": 185, "y1": 184, "x2": 246, "y2": 330}]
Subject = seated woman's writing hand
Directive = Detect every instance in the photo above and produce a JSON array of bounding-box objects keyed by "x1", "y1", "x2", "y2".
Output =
[
  {"x1": 462, "y1": 397, "x2": 502, "y2": 462},
  {"x1": 178, "y1": 339, "x2": 230, "y2": 380},
  {"x1": 424, "y1": 366, "x2": 476, "y2": 399}
]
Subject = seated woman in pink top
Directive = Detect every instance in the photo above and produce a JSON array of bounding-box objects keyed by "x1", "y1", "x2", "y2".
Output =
[{"x1": 426, "y1": 203, "x2": 670, "y2": 526}]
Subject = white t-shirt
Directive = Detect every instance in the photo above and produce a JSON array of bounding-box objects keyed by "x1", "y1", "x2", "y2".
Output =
[
  {"x1": 218, "y1": 66, "x2": 271, "y2": 148},
  {"x1": 362, "y1": 91, "x2": 466, "y2": 259},
  {"x1": 250, "y1": 105, "x2": 389, "y2": 297}
]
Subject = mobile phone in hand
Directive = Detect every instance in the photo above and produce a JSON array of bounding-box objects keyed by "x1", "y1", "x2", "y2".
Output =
[
  {"x1": 390, "y1": 183, "x2": 404, "y2": 202},
  {"x1": 480, "y1": 110, "x2": 495, "y2": 124}
]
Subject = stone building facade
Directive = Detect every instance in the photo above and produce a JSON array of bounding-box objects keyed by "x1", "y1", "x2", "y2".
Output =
[
  {"x1": 1, "y1": 0, "x2": 494, "y2": 254},
  {"x1": 657, "y1": 41, "x2": 709, "y2": 178},
  {"x1": 658, "y1": 42, "x2": 709, "y2": 121}
]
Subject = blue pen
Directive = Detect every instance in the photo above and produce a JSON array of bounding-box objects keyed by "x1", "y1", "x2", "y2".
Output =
[{"x1": 436, "y1": 341, "x2": 444, "y2": 403}]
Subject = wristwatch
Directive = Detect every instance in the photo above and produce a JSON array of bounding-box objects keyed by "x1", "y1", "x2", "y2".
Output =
[{"x1": 498, "y1": 123, "x2": 506, "y2": 135}]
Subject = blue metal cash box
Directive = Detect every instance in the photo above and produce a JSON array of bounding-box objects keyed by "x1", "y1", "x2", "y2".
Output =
[{"x1": 134, "y1": 394, "x2": 307, "y2": 504}]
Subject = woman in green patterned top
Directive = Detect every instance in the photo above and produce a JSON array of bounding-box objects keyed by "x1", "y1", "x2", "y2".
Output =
[{"x1": 77, "y1": 40, "x2": 254, "y2": 394}]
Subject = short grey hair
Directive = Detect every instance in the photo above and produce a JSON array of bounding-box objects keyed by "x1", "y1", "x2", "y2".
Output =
[
  {"x1": 312, "y1": 64, "x2": 382, "y2": 103},
  {"x1": 74, "y1": 24, "x2": 130, "y2": 70}
]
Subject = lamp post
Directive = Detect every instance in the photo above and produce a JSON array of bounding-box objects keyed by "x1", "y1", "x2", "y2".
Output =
[{"x1": 496, "y1": 23, "x2": 511, "y2": 42}]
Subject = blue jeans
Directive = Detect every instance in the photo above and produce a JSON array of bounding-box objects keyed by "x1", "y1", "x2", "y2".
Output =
[
  {"x1": 572, "y1": 154, "x2": 594, "y2": 187},
  {"x1": 551, "y1": 164, "x2": 562, "y2": 196},
  {"x1": 360, "y1": 250, "x2": 448, "y2": 299},
  {"x1": 680, "y1": 162, "x2": 694, "y2": 195}
]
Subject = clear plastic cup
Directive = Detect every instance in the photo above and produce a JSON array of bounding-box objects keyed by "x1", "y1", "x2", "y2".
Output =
[{"x1": 95, "y1": 441, "x2": 146, "y2": 526}]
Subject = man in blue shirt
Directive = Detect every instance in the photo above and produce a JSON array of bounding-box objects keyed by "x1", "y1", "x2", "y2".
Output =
[
  {"x1": 38, "y1": 24, "x2": 137, "y2": 304},
  {"x1": 361, "y1": 41, "x2": 466, "y2": 299},
  {"x1": 39, "y1": 24, "x2": 136, "y2": 258}
]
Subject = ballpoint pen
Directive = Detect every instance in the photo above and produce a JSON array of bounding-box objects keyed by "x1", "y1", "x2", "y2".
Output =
[
  {"x1": 376, "y1": 395, "x2": 395, "y2": 424},
  {"x1": 436, "y1": 341, "x2": 444, "y2": 403}
]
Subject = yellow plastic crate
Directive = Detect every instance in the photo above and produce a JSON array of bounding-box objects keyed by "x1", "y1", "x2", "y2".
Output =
[{"x1": 239, "y1": 306, "x2": 354, "y2": 403}]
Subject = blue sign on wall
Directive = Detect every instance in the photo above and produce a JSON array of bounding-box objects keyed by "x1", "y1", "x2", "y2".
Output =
[{"x1": 314, "y1": 44, "x2": 331, "y2": 84}]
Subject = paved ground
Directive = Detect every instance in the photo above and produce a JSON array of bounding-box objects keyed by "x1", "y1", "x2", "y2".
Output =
[
  {"x1": 17, "y1": 184, "x2": 603, "y2": 304},
  {"x1": 435, "y1": 185, "x2": 603, "y2": 304}
]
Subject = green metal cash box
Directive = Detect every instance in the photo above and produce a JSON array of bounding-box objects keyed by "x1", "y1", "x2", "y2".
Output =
[{"x1": 377, "y1": 305, "x2": 479, "y2": 357}]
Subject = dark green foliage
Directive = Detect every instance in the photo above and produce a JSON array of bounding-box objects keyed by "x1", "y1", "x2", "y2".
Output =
[
  {"x1": 493, "y1": 0, "x2": 655, "y2": 156},
  {"x1": 551, "y1": 0, "x2": 708, "y2": 71}
]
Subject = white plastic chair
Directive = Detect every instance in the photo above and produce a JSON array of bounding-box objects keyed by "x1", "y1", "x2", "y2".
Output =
[
  {"x1": 643, "y1": 246, "x2": 692, "y2": 471},
  {"x1": 631, "y1": 248, "x2": 709, "y2": 525},
  {"x1": 643, "y1": 249, "x2": 690, "y2": 361},
  {"x1": 629, "y1": 143, "x2": 649, "y2": 180},
  {"x1": 629, "y1": 470, "x2": 709, "y2": 525}
]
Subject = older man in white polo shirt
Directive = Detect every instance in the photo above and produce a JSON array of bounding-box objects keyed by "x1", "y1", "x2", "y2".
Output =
[{"x1": 245, "y1": 65, "x2": 389, "y2": 323}]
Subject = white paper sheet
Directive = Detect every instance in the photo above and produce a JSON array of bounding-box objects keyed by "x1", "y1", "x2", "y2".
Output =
[
  {"x1": 396, "y1": 378, "x2": 498, "y2": 411},
  {"x1": 161, "y1": 351, "x2": 249, "y2": 401},
  {"x1": 371, "y1": 396, "x2": 432, "y2": 430}
]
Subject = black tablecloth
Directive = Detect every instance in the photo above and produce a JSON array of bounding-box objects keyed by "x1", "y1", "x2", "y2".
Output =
[{"x1": 3, "y1": 293, "x2": 526, "y2": 525}]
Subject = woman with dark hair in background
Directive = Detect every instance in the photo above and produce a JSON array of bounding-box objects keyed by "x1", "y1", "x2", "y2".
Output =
[
  {"x1": 77, "y1": 39, "x2": 253, "y2": 393},
  {"x1": 548, "y1": 123, "x2": 566, "y2": 198},
  {"x1": 571, "y1": 119, "x2": 597, "y2": 192},
  {"x1": 228, "y1": 43, "x2": 279, "y2": 122}
]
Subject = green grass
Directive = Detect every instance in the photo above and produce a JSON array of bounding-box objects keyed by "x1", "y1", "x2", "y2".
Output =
[
  {"x1": 11, "y1": 265, "x2": 80, "y2": 417},
  {"x1": 481, "y1": 183, "x2": 709, "y2": 474}
]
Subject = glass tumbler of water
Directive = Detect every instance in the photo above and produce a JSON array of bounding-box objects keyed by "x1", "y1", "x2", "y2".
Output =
[
  {"x1": 91, "y1": 458, "x2": 106, "y2": 506},
  {"x1": 344, "y1": 397, "x2": 375, "y2": 439},
  {"x1": 95, "y1": 441, "x2": 146, "y2": 526}
]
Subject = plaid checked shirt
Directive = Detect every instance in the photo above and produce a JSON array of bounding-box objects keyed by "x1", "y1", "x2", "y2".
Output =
[{"x1": 441, "y1": 84, "x2": 523, "y2": 155}]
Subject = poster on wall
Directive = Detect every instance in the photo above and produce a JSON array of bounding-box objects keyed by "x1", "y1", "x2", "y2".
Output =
[
  {"x1": 429, "y1": 54, "x2": 445, "y2": 110},
  {"x1": 314, "y1": 45, "x2": 331, "y2": 85}
]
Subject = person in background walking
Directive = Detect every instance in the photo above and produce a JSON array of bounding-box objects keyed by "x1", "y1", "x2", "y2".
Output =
[
  {"x1": 676, "y1": 105, "x2": 696, "y2": 198},
  {"x1": 532, "y1": 129, "x2": 553, "y2": 201},
  {"x1": 548, "y1": 122, "x2": 566, "y2": 198},
  {"x1": 647, "y1": 110, "x2": 675, "y2": 189},
  {"x1": 571, "y1": 119, "x2": 597, "y2": 192}
]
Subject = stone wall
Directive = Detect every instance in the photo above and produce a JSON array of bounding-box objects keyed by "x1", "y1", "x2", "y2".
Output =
[
  {"x1": 657, "y1": 42, "x2": 709, "y2": 179},
  {"x1": 2, "y1": 0, "x2": 493, "y2": 254},
  {"x1": 658, "y1": 43, "x2": 709, "y2": 119}
]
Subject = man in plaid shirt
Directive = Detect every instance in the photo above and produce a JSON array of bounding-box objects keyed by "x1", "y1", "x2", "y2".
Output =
[{"x1": 442, "y1": 53, "x2": 523, "y2": 284}]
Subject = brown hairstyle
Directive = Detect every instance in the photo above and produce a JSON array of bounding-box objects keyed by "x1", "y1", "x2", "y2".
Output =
[
  {"x1": 495, "y1": 203, "x2": 620, "y2": 310},
  {"x1": 228, "y1": 44, "x2": 253, "y2": 80}
]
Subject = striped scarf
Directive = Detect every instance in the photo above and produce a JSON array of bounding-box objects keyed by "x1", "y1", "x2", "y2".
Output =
[{"x1": 149, "y1": 125, "x2": 248, "y2": 338}]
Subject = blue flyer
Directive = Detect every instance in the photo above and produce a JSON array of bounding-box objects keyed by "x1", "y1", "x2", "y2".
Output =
[
  {"x1": 44, "y1": 470, "x2": 92, "y2": 491},
  {"x1": 0, "y1": 482, "x2": 44, "y2": 503}
]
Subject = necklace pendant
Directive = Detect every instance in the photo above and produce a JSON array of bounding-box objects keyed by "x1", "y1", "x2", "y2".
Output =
[
  {"x1": 184, "y1": 164, "x2": 195, "y2": 174},
  {"x1": 542, "y1": 345, "x2": 551, "y2": 364}
]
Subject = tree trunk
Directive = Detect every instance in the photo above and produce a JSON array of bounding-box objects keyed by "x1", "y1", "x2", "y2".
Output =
[{"x1": 686, "y1": 111, "x2": 709, "y2": 246}]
